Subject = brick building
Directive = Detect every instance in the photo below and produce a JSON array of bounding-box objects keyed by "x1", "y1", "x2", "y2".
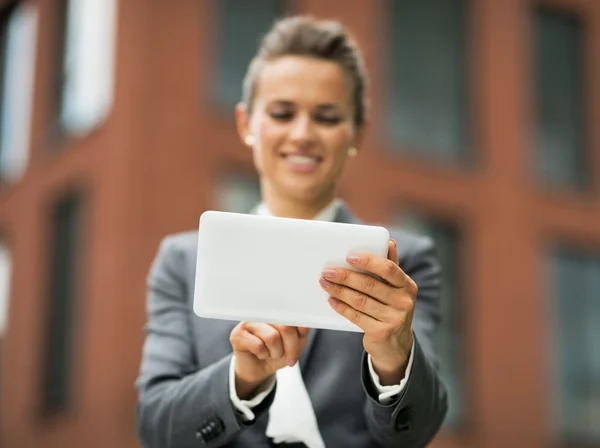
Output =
[{"x1": 1, "y1": 0, "x2": 599, "y2": 447}]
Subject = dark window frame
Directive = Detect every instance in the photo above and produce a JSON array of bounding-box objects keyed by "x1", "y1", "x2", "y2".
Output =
[
  {"x1": 40, "y1": 192, "x2": 86, "y2": 415},
  {"x1": 49, "y1": 0, "x2": 70, "y2": 141}
]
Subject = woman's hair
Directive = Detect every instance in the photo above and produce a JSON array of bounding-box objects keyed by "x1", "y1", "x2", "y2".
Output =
[{"x1": 242, "y1": 15, "x2": 368, "y2": 127}]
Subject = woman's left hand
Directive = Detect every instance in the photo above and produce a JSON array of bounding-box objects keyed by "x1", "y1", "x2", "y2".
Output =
[{"x1": 319, "y1": 239, "x2": 416, "y2": 385}]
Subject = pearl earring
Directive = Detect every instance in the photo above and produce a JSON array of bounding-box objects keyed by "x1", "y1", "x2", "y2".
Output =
[
  {"x1": 245, "y1": 135, "x2": 256, "y2": 146},
  {"x1": 347, "y1": 147, "x2": 358, "y2": 157}
]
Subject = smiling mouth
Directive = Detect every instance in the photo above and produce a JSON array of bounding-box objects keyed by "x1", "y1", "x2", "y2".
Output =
[
  {"x1": 280, "y1": 153, "x2": 323, "y2": 173},
  {"x1": 280, "y1": 154, "x2": 323, "y2": 164}
]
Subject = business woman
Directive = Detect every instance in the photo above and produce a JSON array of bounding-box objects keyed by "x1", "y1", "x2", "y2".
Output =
[{"x1": 136, "y1": 15, "x2": 448, "y2": 448}]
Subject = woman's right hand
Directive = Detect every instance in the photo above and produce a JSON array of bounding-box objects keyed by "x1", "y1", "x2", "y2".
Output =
[{"x1": 230, "y1": 322, "x2": 309, "y2": 400}]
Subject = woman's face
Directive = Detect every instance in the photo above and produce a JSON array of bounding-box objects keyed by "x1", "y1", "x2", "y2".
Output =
[{"x1": 236, "y1": 55, "x2": 362, "y2": 204}]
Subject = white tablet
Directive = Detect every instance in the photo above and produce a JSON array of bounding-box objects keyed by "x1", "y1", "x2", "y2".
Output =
[{"x1": 192, "y1": 211, "x2": 390, "y2": 332}]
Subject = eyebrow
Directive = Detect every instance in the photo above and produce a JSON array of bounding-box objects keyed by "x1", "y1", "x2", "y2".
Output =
[
  {"x1": 270, "y1": 100, "x2": 294, "y2": 108},
  {"x1": 269, "y1": 100, "x2": 341, "y2": 111},
  {"x1": 315, "y1": 104, "x2": 340, "y2": 112}
]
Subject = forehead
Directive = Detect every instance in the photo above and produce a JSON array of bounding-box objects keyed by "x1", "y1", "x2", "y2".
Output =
[{"x1": 254, "y1": 55, "x2": 353, "y2": 107}]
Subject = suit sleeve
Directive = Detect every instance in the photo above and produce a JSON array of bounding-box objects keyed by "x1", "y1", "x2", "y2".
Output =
[
  {"x1": 135, "y1": 236, "x2": 276, "y2": 448},
  {"x1": 361, "y1": 234, "x2": 448, "y2": 447}
]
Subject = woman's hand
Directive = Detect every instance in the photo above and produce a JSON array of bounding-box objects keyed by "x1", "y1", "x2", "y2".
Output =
[
  {"x1": 319, "y1": 239, "x2": 416, "y2": 385},
  {"x1": 230, "y1": 322, "x2": 309, "y2": 399}
]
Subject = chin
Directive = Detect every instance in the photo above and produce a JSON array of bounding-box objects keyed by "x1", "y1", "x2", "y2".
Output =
[{"x1": 279, "y1": 179, "x2": 335, "y2": 203}]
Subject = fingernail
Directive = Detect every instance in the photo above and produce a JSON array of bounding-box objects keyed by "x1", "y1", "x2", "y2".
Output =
[
  {"x1": 319, "y1": 277, "x2": 332, "y2": 289},
  {"x1": 288, "y1": 358, "x2": 297, "y2": 367},
  {"x1": 322, "y1": 268, "x2": 336, "y2": 279},
  {"x1": 346, "y1": 255, "x2": 360, "y2": 264},
  {"x1": 328, "y1": 297, "x2": 339, "y2": 306}
]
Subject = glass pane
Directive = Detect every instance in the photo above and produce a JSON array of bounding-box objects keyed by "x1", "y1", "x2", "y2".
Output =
[
  {"x1": 214, "y1": 0, "x2": 284, "y2": 109},
  {"x1": 535, "y1": 8, "x2": 586, "y2": 188},
  {"x1": 60, "y1": 0, "x2": 117, "y2": 135},
  {"x1": 582, "y1": 260, "x2": 600, "y2": 439},
  {"x1": 553, "y1": 249, "x2": 600, "y2": 443},
  {"x1": 0, "y1": 2, "x2": 37, "y2": 182},
  {"x1": 388, "y1": 0, "x2": 468, "y2": 163}
]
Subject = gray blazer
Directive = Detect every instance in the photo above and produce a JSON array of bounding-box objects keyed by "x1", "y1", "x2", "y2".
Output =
[{"x1": 136, "y1": 204, "x2": 448, "y2": 447}]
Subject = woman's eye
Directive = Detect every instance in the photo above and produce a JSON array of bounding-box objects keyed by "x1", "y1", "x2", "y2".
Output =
[
  {"x1": 315, "y1": 115, "x2": 342, "y2": 125},
  {"x1": 269, "y1": 111, "x2": 293, "y2": 121}
]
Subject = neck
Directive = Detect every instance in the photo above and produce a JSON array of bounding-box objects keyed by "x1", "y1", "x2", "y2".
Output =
[{"x1": 261, "y1": 184, "x2": 337, "y2": 220}]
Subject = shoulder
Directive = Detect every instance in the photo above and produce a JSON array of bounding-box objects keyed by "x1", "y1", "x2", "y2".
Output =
[
  {"x1": 158, "y1": 230, "x2": 198, "y2": 255},
  {"x1": 149, "y1": 230, "x2": 198, "y2": 279}
]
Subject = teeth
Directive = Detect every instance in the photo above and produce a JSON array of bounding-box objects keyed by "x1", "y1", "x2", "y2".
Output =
[{"x1": 287, "y1": 155, "x2": 318, "y2": 165}]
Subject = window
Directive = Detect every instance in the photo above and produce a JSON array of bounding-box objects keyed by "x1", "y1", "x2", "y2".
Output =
[
  {"x1": 213, "y1": 0, "x2": 285, "y2": 110},
  {"x1": 387, "y1": 0, "x2": 469, "y2": 163},
  {"x1": 551, "y1": 248, "x2": 600, "y2": 443},
  {"x1": 0, "y1": 2, "x2": 37, "y2": 183},
  {"x1": 534, "y1": 7, "x2": 586, "y2": 189},
  {"x1": 215, "y1": 173, "x2": 261, "y2": 213},
  {"x1": 59, "y1": 0, "x2": 118, "y2": 135},
  {"x1": 398, "y1": 211, "x2": 464, "y2": 427},
  {"x1": 0, "y1": 239, "x2": 11, "y2": 336},
  {"x1": 42, "y1": 195, "x2": 84, "y2": 414}
]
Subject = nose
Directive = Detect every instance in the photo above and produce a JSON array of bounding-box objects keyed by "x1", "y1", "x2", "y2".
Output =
[{"x1": 289, "y1": 114, "x2": 315, "y2": 146}]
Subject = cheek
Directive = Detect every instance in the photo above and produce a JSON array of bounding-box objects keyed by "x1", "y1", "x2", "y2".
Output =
[
  {"x1": 255, "y1": 121, "x2": 285, "y2": 166},
  {"x1": 256, "y1": 119, "x2": 281, "y2": 150},
  {"x1": 328, "y1": 128, "x2": 354, "y2": 161}
]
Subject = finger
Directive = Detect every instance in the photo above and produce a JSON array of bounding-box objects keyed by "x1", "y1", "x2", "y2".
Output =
[
  {"x1": 231, "y1": 325, "x2": 271, "y2": 360},
  {"x1": 243, "y1": 322, "x2": 284, "y2": 359},
  {"x1": 327, "y1": 296, "x2": 383, "y2": 333},
  {"x1": 321, "y1": 267, "x2": 395, "y2": 306},
  {"x1": 297, "y1": 327, "x2": 310, "y2": 338},
  {"x1": 319, "y1": 277, "x2": 393, "y2": 321},
  {"x1": 387, "y1": 239, "x2": 398, "y2": 265},
  {"x1": 273, "y1": 325, "x2": 304, "y2": 366},
  {"x1": 345, "y1": 252, "x2": 406, "y2": 288},
  {"x1": 238, "y1": 331, "x2": 271, "y2": 360}
]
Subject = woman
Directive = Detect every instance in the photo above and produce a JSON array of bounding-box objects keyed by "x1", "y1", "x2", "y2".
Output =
[{"x1": 136, "y1": 15, "x2": 447, "y2": 448}]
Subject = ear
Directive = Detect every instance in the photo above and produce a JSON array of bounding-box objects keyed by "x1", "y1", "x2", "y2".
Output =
[{"x1": 235, "y1": 102, "x2": 252, "y2": 146}]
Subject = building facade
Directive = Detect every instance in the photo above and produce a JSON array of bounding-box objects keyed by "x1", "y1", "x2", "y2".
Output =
[{"x1": 1, "y1": 0, "x2": 599, "y2": 447}]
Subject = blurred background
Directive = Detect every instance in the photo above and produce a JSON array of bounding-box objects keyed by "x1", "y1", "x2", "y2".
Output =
[{"x1": 0, "y1": 0, "x2": 599, "y2": 447}]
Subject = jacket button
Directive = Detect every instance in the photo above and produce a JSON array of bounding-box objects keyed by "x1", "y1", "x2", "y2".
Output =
[
  {"x1": 196, "y1": 417, "x2": 225, "y2": 442},
  {"x1": 395, "y1": 407, "x2": 412, "y2": 432}
]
